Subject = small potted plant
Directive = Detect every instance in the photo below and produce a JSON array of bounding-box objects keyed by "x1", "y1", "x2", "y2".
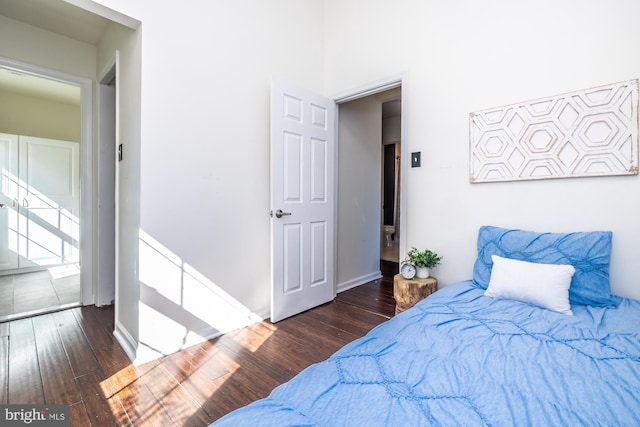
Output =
[{"x1": 406, "y1": 246, "x2": 442, "y2": 278}]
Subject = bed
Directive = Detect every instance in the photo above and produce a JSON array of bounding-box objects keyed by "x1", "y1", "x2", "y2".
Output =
[{"x1": 212, "y1": 226, "x2": 640, "y2": 426}]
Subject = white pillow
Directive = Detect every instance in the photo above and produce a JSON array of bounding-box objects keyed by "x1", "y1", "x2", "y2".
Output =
[{"x1": 484, "y1": 255, "x2": 576, "y2": 315}]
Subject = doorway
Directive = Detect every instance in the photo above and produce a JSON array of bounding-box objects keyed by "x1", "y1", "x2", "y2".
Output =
[
  {"x1": 0, "y1": 60, "x2": 93, "y2": 321},
  {"x1": 381, "y1": 98, "x2": 402, "y2": 269},
  {"x1": 335, "y1": 80, "x2": 405, "y2": 292},
  {"x1": 97, "y1": 59, "x2": 117, "y2": 308}
]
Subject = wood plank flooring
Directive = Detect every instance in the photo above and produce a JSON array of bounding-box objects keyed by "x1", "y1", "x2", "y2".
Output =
[{"x1": 0, "y1": 276, "x2": 396, "y2": 426}]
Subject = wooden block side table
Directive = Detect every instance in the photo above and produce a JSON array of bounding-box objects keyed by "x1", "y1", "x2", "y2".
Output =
[{"x1": 393, "y1": 274, "x2": 438, "y2": 315}]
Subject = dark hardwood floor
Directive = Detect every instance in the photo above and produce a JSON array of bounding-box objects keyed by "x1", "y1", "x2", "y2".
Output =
[{"x1": 0, "y1": 275, "x2": 396, "y2": 426}]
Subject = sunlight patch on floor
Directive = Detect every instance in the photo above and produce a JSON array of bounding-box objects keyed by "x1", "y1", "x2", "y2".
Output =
[
  {"x1": 135, "y1": 229, "x2": 264, "y2": 363},
  {"x1": 48, "y1": 263, "x2": 80, "y2": 279}
]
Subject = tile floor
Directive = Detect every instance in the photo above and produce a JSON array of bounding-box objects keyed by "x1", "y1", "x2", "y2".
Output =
[{"x1": 0, "y1": 264, "x2": 81, "y2": 322}]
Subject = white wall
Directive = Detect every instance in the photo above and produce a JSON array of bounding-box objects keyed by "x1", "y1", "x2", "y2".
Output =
[
  {"x1": 0, "y1": 90, "x2": 80, "y2": 141},
  {"x1": 337, "y1": 96, "x2": 383, "y2": 291},
  {"x1": 324, "y1": 0, "x2": 640, "y2": 300},
  {"x1": 382, "y1": 116, "x2": 401, "y2": 145},
  {"x1": 92, "y1": 0, "x2": 640, "y2": 362},
  {"x1": 0, "y1": 15, "x2": 96, "y2": 79},
  {"x1": 92, "y1": 0, "x2": 327, "y2": 361}
]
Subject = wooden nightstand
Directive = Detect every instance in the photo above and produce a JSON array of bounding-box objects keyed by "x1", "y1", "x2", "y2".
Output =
[{"x1": 393, "y1": 274, "x2": 438, "y2": 314}]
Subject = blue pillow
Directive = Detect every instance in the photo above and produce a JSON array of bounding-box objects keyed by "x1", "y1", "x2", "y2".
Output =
[{"x1": 473, "y1": 226, "x2": 616, "y2": 307}]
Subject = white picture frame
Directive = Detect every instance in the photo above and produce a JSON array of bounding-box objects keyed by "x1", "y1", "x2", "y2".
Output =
[{"x1": 470, "y1": 79, "x2": 639, "y2": 183}]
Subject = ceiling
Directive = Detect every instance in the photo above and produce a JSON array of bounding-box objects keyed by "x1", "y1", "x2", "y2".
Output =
[
  {"x1": 0, "y1": 1, "x2": 399, "y2": 115},
  {"x1": 0, "y1": 0, "x2": 112, "y2": 105}
]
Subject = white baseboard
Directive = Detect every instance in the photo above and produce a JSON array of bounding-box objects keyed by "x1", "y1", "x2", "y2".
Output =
[
  {"x1": 190, "y1": 325, "x2": 224, "y2": 344},
  {"x1": 336, "y1": 271, "x2": 382, "y2": 294},
  {"x1": 253, "y1": 307, "x2": 270, "y2": 322},
  {"x1": 114, "y1": 314, "x2": 267, "y2": 365},
  {"x1": 113, "y1": 321, "x2": 137, "y2": 362}
]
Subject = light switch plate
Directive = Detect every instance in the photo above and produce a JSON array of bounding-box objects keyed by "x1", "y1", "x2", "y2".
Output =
[{"x1": 411, "y1": 152, "x2": 421, "y2": 167}]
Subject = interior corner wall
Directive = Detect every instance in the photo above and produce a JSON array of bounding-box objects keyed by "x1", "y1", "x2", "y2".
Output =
[
  {"x1": 336, "y1": 96, "x2": 383, "y2": 291},
  {"x1": 324, "y1": 0, "x2": 640, "y2": 300}
]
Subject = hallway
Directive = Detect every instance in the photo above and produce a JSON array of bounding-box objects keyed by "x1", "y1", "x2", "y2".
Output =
[{"x1": 381, "y1": 244, "x2": 399, "y2": 263}]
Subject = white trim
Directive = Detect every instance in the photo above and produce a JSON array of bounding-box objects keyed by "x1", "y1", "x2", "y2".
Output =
[
  {"x1": 113, "y1": 320, "x2": 137, "y2": 361},
  {"x1": 337, "y1": 271, "x2": 383, "y2": 294},
  {"x1": 62, "y1": 0, "x2": 141, "y2": 29},
  {"x1": 331, "y1": 102, "x2": 340, "y2": 298},
  {"x1": 332, "y1": 74, "x2": 404, "y2": 104},
  {"x1": 399, "y1": 78, "x2": 409, "y2": 262},
  {"x1": 97, "y1": 53, "x2": 118, "y2": 312},
  {"x1": 98, "y1": 52, "x2": 117, "y2": 83},
  {"x1": 0, "y1": 56, "x2": 94, "y2": 307},
  {"x1": 252, "y1": 307, "x2": 271, "y2": 321},
  {"x1": 332, "y1": 73, "x2": 410, "y2": 265}
]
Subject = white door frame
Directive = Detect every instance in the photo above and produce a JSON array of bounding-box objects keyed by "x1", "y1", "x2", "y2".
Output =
[
  {"x1": 97, "y1": 52, "x2": 119, "y2": 307},
  {"x1": 0, "y1": 56, "x2": 95, "y2": 305},
  {"x1": 333, "y1": 74, "x2": 409, "y2": 274}
]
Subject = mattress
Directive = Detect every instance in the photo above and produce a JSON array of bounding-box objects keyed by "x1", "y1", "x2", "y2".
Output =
[{"x1": 212, "y1": 280, "x2": 640, "y2": 426}]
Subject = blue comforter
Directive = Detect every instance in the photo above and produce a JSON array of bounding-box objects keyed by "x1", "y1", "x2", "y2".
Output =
[{"x1": 213, "y1": 281, "x2": 640, "y2": 426}]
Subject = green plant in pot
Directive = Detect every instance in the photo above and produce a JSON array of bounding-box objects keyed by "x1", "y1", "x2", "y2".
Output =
[{"x1": 406, "y1": 247, "x2": 442, "y2": 278}]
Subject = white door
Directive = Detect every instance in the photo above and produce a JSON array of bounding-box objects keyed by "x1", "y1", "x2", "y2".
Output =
[
  {"x1": 0, "y1": 133, "x2": 19, "y2": 270},
  {"x1": 18, "y1": 135, "x2": 80, "y2": 268},
  {"x1": 270, "y1": 80, "x2": 336, "y2": 322}
]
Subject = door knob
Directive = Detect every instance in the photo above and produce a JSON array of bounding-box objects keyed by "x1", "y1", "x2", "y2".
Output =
[{"x1": 273, "y1": 209, "x2": 291, "y2": 218}]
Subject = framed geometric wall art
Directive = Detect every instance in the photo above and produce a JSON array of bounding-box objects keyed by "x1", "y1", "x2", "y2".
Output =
[{"x1": 469, "y1": 79, "x2": 639, "y2": 183}]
